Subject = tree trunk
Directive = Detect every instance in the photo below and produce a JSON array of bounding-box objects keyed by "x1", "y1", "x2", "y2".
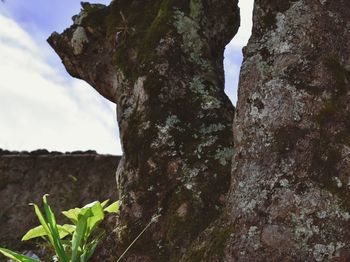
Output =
[
  {"x1": 49, "y1": 0, "x2": 350, "y2": 261},
  {"x1": 221, "y1": 0, "x2": 350, "y2": 261},
  {"x1": 48, "y1": 0, "x2": 239, "y2": 260}
]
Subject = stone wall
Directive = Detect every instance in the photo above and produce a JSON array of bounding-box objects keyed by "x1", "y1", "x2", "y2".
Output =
[{"x1": 0, "y1": 149, "x2": 120, "y2": 251}]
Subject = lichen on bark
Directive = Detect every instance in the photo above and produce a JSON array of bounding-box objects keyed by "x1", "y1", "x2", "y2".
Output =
[
  {"x1": 219, "y1": 0, "x2": 350, "y2": 261},
  {"x1": 47, "y1": 0, "x2": 350, "y2": 260}
]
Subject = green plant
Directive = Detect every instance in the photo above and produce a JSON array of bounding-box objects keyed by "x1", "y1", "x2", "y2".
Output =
[{"x1": 0, "y1": 195, "x2": 119, "y2": 262}]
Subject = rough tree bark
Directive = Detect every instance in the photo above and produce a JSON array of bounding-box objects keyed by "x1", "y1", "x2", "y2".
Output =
[
  {"x1": 49, "y1": 0, "x2": 350, "y2": 261},
  {"x1": 48, "y1": 0, "x2": 239, "y2": 260},
  {"x1": 219, "y1": 0, "x2": 350, "y2": 261}
]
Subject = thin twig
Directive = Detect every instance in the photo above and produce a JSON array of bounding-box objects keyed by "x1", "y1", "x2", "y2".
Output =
[{"x1": 117, "y1": 214, "x2": 161, "y2": 262}]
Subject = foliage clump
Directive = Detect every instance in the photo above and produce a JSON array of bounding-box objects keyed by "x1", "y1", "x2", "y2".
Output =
[{"x1": 0, "y1": 195, "x2": 119, "y2": 262}]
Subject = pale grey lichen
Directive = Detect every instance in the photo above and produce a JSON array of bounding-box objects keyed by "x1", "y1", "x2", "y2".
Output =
[
  {"x1": 245, "y1": 226, "x2": 261, "y2": 250},
  {"x1": 215, "y1": 147, "x2": 234, "y2": 166},
  {"x1": 292, "y1": 213, "x2": 318, "y2": 245},
  {"x1": 248, "y1": 79, "x2": 306, "y2": 128},
  {"x1": 201, "y1": 96, "x2": 220, "y2": 110},
  {"x1": 156, "y1": 37, "x2": 175, "y2": 56},
  {"x1": 182, "y1": 163, "x2": 200, "y2": 180},
  {"x1": 200, "y1": 123, "x2": 226, "y2": 134},
  {"x1": 151, "y1": 115, "x2": 182, "y2": 150},
  {"x1": 154, "y1": 63, "x2": 169, "y2": 76},
  {"x1": 123, "y1": 106, "x2": 134, "y2": 119},
  {"x1": 179, "y1": 162, "x2": 202, "y2": 192},
  {"x1": 119, "y1": 77, "x2": 146, "y2": 121},
  {"x1": 248, "y1": 226, "x2": 258, "y2": 238},
  {"x1": 185, "y1": 183, "x2": 195, "y2": 190},
  {"x1": 165, "y1": 115, "x2": 180, "y2": 127},
  {"x1": 341, "y1": 212, "x2": 350, "y2": 220},
  {"x1": 189, "y1": 76, "x2": 221, "y2": 110},
  {"x1": 189, "y1": 0, "x2": 203, "y2": 20},
  {"x1": 73, "y1": 11, "x2": 88, "y2": 25},
  {"x1": 313, "y1": 243, "x2": 336, "y2": 262},
  {"x1": 317, "y1": 211, "x2": 327, "y2": 219},
  {"x1": 71, "y1": 26, "x2": 88, "y2": 55},
  {"x1": 133, "y1": 76, "x2": 148, "y2": 110},
  {"x1": 279, "y1": 179, "x2": 289, "y2": 187},
  {"x1": 333, "y1": 177, "x2": 343, "y2": 188},
  {"x1": 173, "y1": 0, "x2": 211, "y2": 69},
  {"x1": 195, "y1": 136, "x2": 218, "y2": 159}
]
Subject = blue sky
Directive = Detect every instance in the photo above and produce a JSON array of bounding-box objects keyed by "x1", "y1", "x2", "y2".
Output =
[{"x1": 0, "y1": 0, "x2": 253, "y2": 155}]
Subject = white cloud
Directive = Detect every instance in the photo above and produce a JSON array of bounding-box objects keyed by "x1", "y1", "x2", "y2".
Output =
[
  {"x1": 224, "y1": 0, "x2": 254, "y2": 105},
  {"x1": 224, "y1": 57, "x2": 241, "y2": 104},
  {"x1": 228, "y1": 0, "x2": 255, "y2": 50},
  {"x1": 0, "y1": 14, "x2": 121, "y2": 155}
]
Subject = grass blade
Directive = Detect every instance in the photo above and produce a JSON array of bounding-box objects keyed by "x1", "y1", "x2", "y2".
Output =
[
  {"x1": 31, "y1": 203, "x2": 53, "y2": 244},
  {"x1": 0, "y1": 247, "x2": 40, "y2": 262},
  {"x1": 42, "y1": 195, "x2": 69, "y2": 262},
  {"x1": 80, "y1": 232, "x2": 104, "y2": 262},
  {"x1": 71, "y1": 210, "x2": 91, "y2": 262}
]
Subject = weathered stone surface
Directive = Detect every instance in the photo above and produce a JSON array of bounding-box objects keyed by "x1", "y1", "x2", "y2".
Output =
[
  {"x1": 0, "y1": 149, "x2": 119, "y2": 252},
  {"x1": 221, "y1": 0, "x2": 350, "y2": 260},
  {"x1": 48, "y1": 0, "x2": 239, "y2": 260}
]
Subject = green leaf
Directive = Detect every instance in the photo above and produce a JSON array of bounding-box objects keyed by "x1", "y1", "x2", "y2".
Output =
[
  {"x1": 60, "y1": 239, "x2": 72, "y2": 251},
  {"x1": 22, "y1": 224, "x2": 75, "y2": 241},
  {"x1": 62, "y1": 208, "x2": 81, "y2": 225},
  {"x1": 101, "y1": 199, "x2": 110, "y2": 208},
  {"x1": 84, "y1": 202, "x2": 104, "y2": 235},
  {"x1": 42, "y1": 195, "x2": 69, "y2": 262},
  {"x1": 0, "y1": 247, "x2": 40, "y2": 262},
  {"x1": 60, "y1": 224, "x2": 76, "y2": 237},
  {"x1": 79, "y1": 232, "x2": 104, "y2": 262},
  {"x1": 31, "y1": 203, "x2": 53, "y2": 244},
  {"x1": 22, "y1": 225, "x2": 47, "y2": 241},
  {"x1": 24, "y1": 197, "x2": 115, "y2": 262},
  {"x1": 104, "y1": 201, "x2": 120, "y2": 213},
  {"x1": 71, "y1": 210, "x2": 91, "y2": 262}
]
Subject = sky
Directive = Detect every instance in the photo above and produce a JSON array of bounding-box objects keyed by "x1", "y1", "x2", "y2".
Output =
[{"x1": 0, "y1": 0, "x2": 254, "y2": 155}]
